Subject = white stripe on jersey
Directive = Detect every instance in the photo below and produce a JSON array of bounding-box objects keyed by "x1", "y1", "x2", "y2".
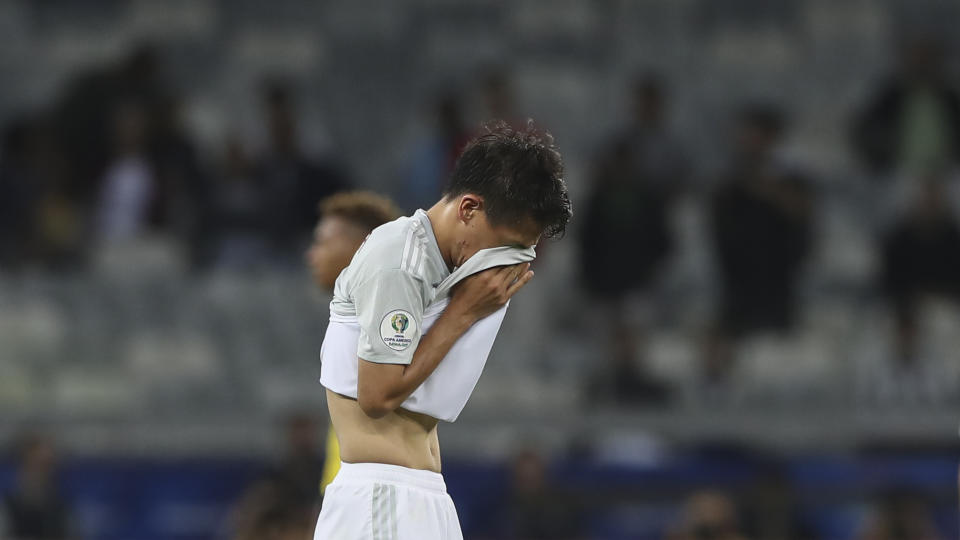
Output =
[
  {"x1": 400, "y1": 227, "x2": 415, "y2": 272},
  {"x1": 416, "y1": 243, "x2": 427, "y2": 276},
  {"x1": 409, "y1": 240, "x2": 423, "y2": 277},
  {"x1": 402, "y1": 222, "x2": 430, "y2": 277}
]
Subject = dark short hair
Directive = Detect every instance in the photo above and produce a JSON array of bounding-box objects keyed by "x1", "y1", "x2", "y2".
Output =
[
  {"x1": 443, "y1": 120, "x2": 572, "y2": 238},
  {"x1": 319, "y1": 191, "x2": 402, "y2": 233}
]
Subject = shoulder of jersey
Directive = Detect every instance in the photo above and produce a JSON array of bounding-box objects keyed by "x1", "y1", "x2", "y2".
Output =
[{"x1": 357, "y1": 215, "x2": 431, "y2": 278}]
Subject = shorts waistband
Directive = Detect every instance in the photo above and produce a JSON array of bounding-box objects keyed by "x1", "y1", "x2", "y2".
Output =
[{"x1": 332, "y1": 461, "x2": 447, "y2": 493}]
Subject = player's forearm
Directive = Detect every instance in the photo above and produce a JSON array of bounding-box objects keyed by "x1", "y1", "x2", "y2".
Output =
[{"x1": 382, "y1": 310, "x2": 474, "y2": 409}]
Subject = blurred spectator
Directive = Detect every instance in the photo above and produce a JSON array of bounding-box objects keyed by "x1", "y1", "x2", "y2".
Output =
[
  {"x1": 53, "y1": 43, "x2": 170, "y2": 213},
  {"x1": 272, "y1": 413, "x2": 325, "y2": 505},
  {"x1": 208, "y1": 138, "x2": 271, "y2": 269},
  {"x1": 0, "y1": 433, "x2": 71, "y2": 540},
  {"x1": 400, "y1": 91, "x2": 470, "y2": 212},
  {"x1": 742, "y1": 463, "x2": 818, "y2": 540},
  {"x1": 665, "y1": 490, "x2": 748, "y2": 540},
  {"x1": 148, "y1": 96, "x2": 214, "y2": 266},
  {"x1": 228, "y1": 413, "x2": 324, "y2": 539},
  {"x1": 234, "y1": 503, "x2": 316, "y2": 540},
  {"x1": 881, "y1": 176, "x2": 960, "y2": 366},
  {"x1": 502, "y1": 449, "x2": 582, "y2": 540},
  {"x1": 0, "y1": 116, "x2": 41, "y2": 267},
  {"x1": 478, "y1": 67, "x2": 522, "y2": 127},
  {"x1": 851, "y1": 34, "x2": 960, "y2": 177},
  {"x1": 706, "y1": 105, "x2": 814, "y2": 382},
  {"x1": 581, "y1": 74, "x2": 688, "y2": 296},
  {"x1": 856, "y1": 490, "x2": 943, "y2": 540},
  {"x1": 254, "y1": 81, "x2": 350, "y2": 262},
  {"x1": 581, "y1": 74, "x2": 687, "y2": 405},
  {"x1": 0, "y1": 113, "x2": 80, "y2": 268},
  {"x1": 94, "y1": 100, "x2": 156, "y2": 242}
]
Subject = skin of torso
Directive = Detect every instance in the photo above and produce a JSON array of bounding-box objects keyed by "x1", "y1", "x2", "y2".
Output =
[{"x1": 326, "y1": 389, "x2": 442, "y2": 472}]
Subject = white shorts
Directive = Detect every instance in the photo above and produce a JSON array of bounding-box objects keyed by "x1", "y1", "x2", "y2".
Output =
[{"x1": 314, "y1": 461, "x2": 463, "y2": 540}]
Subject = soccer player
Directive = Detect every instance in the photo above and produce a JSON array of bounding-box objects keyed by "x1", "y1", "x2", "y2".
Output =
[
  {"x1": 306, "y1": 191, "x2": 403, "y2": 494},
  {"x1": 313, "y1": 121, "x2": 572, "y2": 539},
  {"x1": 307, "y1": 191, "x2": 403, "y2": 291}
]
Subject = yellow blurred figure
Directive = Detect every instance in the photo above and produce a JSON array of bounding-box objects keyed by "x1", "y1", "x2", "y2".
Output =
[{"x1": 306, "y1": 191, "x2": 401, "y2": 493}]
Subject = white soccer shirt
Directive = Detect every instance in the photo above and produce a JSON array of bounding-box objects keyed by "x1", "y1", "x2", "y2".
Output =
[{"x1": 320, "y1": 209, "x2": 536, "y2": 421}]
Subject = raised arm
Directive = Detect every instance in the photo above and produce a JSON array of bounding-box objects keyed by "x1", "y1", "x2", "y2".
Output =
[{"x1": 357, "y1": 263, "x2": 532, "y2": 418}]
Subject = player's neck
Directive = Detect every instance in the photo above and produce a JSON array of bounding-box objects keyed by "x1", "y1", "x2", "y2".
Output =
[{"x1": 425, "y1": 202, "x2": 456, "y2": 271}]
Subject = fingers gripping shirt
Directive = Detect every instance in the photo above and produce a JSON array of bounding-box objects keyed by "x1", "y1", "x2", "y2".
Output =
[{"x1": 355, "y1": 268, "x2": 425, "y2": 365}]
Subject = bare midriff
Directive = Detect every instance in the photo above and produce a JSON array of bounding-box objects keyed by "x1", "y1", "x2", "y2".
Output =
[{"x1": 325, "y1": 389, "x2": 442, "y2": 472}]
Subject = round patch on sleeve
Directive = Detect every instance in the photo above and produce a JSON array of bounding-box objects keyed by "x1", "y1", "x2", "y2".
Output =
[{"x1": 380, "y1": 309, "x2": 418, "y2": 351}]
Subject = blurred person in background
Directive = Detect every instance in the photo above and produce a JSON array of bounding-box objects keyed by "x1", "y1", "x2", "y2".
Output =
[
  {"x1": 856, "y1": 489, "x2": 943, "y2": 540},
  {"x1": 255, "y1": 80, "x2": 350, "y2": 263},
  {"x1": 148, "y1": 95, "x2": 213, "y2": 267},
  {"x1": 400, "y1": 91, "x2": 470, "y2": 212},
  {"x1": 207, "y1": 137, "x2": 271, "y2": 269},
  {"x1": 229, "y1": 413, "x2": 324, "y2": 540},
  {"x1": 851, "y1": 33, "x2": 960, "y2": 178},
  {"x1": 234, "y1": 504, "x2": 316, "y2": 540},
  {"x1": 478, "y1": 68, "x2": 521, "y2": 127},
  {"x1": 741, "y1": 462, "x2": 818, "y2": 540},
  {"x1": 305, "y1": 190, "x2": 402, "y2": 494},
  {"x1": 503, "y1": 448, "x2": 582, "y2": 540},
  {"x1": 0, "y1": 113, "x2": 81, "y2": 268},
  {"x1": 881, "y1": 176, "x2": 960, "y2": 372},
  {"x1": 53, "y1": 43, "x2": 170, "y2": 228},
  {"x1": 0, "y1": 116, "x2": 42, "y2": 267},
  {"x1": 705, "y1": 105, "x2": 814, "y2": 384},
  {"x1": 0, "y1": 433, "x2": 71, "y2": 540},
  {"x1": 94, "y1": 100, "x2": 156, "y2": 243},
  {"x1": 581, "y1": 74, "x2": 688, "y2": 406},
  {"x1": 307, "y1": 191, "x2": 403, "y2": 291},
  {"x1": 665, "y1": 489, "x2": 748, "y2": 540},
  {"x1": 273, "y1": 413, "x2": 326, "y2": 507}
]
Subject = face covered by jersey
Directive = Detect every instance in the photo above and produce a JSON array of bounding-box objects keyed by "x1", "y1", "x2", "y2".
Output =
[{"x1": 438, "y1": 193, "x2": 543, "y2": 270}]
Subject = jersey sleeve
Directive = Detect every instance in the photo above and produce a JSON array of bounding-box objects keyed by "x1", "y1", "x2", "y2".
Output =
[{"x1": 354, "y1": 268, "x2": 425, "y2": 365}]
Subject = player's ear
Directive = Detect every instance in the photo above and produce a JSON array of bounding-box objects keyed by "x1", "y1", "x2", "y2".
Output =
[{"x1": 457, "y1": 194, "x2": 484, "y2": 224}]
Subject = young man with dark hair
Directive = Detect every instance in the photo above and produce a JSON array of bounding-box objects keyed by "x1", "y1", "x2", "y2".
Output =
[{"x1": 313, "y1": 121, "x2": 571, "y2": 539}]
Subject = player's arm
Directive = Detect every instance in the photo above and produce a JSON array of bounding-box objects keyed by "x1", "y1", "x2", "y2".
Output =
[{"x1": 357, "y1": 263, "x2": 533, "y2": 419}]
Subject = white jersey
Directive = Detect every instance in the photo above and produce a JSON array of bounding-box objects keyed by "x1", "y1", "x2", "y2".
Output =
[
  {"x1": 329, "y1": 209, "x2": 452, "y2": 365},
  {"x1": 320, "y1": 209, "x2": 536, "y2": 422}
]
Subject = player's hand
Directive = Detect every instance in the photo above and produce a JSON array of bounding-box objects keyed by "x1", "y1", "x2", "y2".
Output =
[{"x1": 447, "y1": 263, "x2": 534, "y2": 324}]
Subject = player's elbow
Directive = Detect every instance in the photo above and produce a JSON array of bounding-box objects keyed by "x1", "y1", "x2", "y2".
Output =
[
  {"x1": 357, "y1": 391, "x2": 396, "y2": 419},
  {"x1": 359, "y1": 399, "x2": 391, "y2": 419},
  {"x1": 357, "y1": 359, "x2": 406, "y2": 418}
]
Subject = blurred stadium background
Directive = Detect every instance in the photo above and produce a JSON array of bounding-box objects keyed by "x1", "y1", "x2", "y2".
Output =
[{"x1": 1, "y1": 0, "x2": 959, "y2": 539}]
